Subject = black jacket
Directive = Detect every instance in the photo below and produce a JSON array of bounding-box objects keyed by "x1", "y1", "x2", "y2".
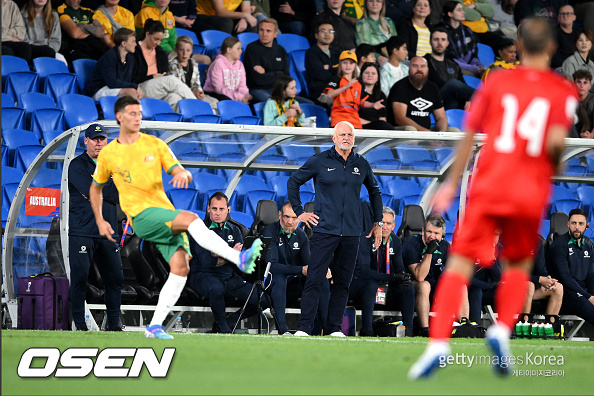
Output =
[
  {"x1": 548, "y1": 232, "x2": 594, "y2": 299},
  {"x1": 132, "y1": 43, "x2": 169, "y2": 84},
  {"x1": 305, "y1": 44, "x2": 340, "y2": 99},
  {"x1": 403, "y1": 233, "x2": 449, "y2": 282},
  {"x1": 262, "y1": 220, "x2": 310, "y2": 276},
  {"x1": 88, "y1": 47, "x2": 137, "y2": 96},
  {"x1": 396, "y1": 19, "x2": 432, "y2": 59},
  {"x1": 243, "y1": 39, "x2": 290, "y2": 90},
  {"x1": 355, "y1": 229, "x2": 405, "y2": 282},
  {"x1": 287, "y1": 148, "x2": 382, "y2": 237},
  {"x1": 424, "y1": 53, "x2": 465, "y2": 89},
  {"x1": 68, "y1": 152, "x2": 119, "y2": 238},
  {"x1": 311, "y1": 5, "x2": 356, "y2": 53}
]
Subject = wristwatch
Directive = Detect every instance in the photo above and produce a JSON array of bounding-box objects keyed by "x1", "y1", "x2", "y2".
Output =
[{"x1": 374, "y1": 221, "x2": 384, "y2": 227}]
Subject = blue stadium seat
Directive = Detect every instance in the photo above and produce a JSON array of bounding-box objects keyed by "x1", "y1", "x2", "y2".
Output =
[
  {"x1": 14, "y1": 145, "x2": 45, "y2": 173},
  {"x1": 192, "y1": 173, "x2": 226, "y2": 208},
  {"x1": 5, "y1": 72, "x2": 39, "y2": 103},
  {"x1": 153, "y1": 113, "x2": 184, "y2": 122},
  {"x1": 364, "y1": 146, "x2": 395, "y2": 163},
  {"x1": 290, "y1": 50, "x2": 309, "y2": 97},
  {"x1": 230, "y1": 115, "x2": 261, "y2": 125},
  {"x1": 19, "y1": 92, "x2": 57, "y2": 128},
  {"x1": 1, "y1": 206, "x2": 8, "y2": 228},
  {"x1": 59, "y1": 94, "x2": 99, "y2": 128},
  {"x1": 445, "y1": 109, "x2": 466, "y2": 130},
  {"x1": 30, "y1": 109, "x2": 66, "y2": 141},
  {"x1": 576, "y1": 186, "x2": 594, "y2": 215},
  {"x1": 371, "y1": 159, "x2": 402, "y2": 187},
  {"x1": 178, "y1": 98, "x2": 215, "y2": 120},
  {"x1": 72, "y1": 58, "x2": 97, "y2": 95},
  {"x1": 462, "y1": 75, "x2": 481, "y2": 89},
  {"x1": 269, "y1": 175, "x2": 291, "y2": 207},
  {"x1": 229, "y1": 174, "x2": 270, "y2": 211},
  {"x1": 276, "y1": 33, "x2": 310, "y2": 53},
  {"x1": 550, "y1": 199, "x2": 582, "y2": 216},
  {"x1": 477, "y1": 43, "x2": 495, "y2": 67},
  {"x1": 204, "y1": 138, "x2": 242, "y2": 157},
  {"x1": 32, "y1": 57, "x2": 71, "y2": 91},
  {"x1": 300, "y1": 191, "x2": 315, "y2": 206},
  {"x1": 42, "y1": 129, "x2": 67, "y2": 152},
  {"x1": 444, "y1": 197, "x2": 461, "y2": 224},
  {"x1": 1, "y1": 107, "x2": 26, "y2": 131},
  {"x1": 300, "y1": 103, "x2": 330, "y2": 128},
  {"x1": 385, "y1": 179, "x2": 422, "y2": 214},
  {"x1": 237, "y1": 32, "x2": 259, "y2": 50},
  {"x1": 2, "y1": 166, "x2": 24, "y2": 185},
  {"x1": 551, "y1": 185, "x2": 576, "y2": 201},
  {"x1": 139, "y1": 98, "x2": 180, "y2": 120},
  {"x1": 289, "y1": 59, "x2": 303, "y2": 95},
  {"x1": 191, "y1": 114, "x2": 222, "y2": 124},
  {"x1": 30, "y1": 167, "x2": 62, "y2": 188},
  {"x1": 280, "y1": 142, "x2": 316, "y2": 162},
  {"x1": 215, "y1": 153, "x2": 246, "y2": 181},
  {"x1": 199, "y1": 63, "x2": 208, "y2": 87},
  {"x1": 167, "y1": 188, "x2": 199, "y2": 210},
  {"x1": 538, "y1": 219, "x2": 550, "y2": 238},
  {"x1": 243, "y1": 190, "x2": 277, "y2": 217},
  {"x1": 410, "y1": 159, "x2": 440, "y2": 189},
  {"x1": 3, "y1": 129, "x2": 41, "y2": 165},
  {"x1": 45, "y1": 73, "x2": 79, "y2": 103},
  {"x1": 175, "y1": 28, "x2": 205, "y2": 54},
  {"x1": 217, "y1": 100, "x2": 257, "y2": 123},
  {"x1": 201, "y1": 30, "x2": 231, "y2": 57},
  {"x1": 1, "y1": 55, "x2": 29, "y2": 87},
  {"x1": 253, "y1": 101, "x2": 266, "y2": 120},
  {"x1": 99, "y1": 96, "x2": 118, "y2": 120},
  {"x1": 2, "y1": 183, "x2": 19, "y2": 211},
  {"x1": 230, "y1": 211, "x2": 254, "y2": 229},
  {"x1": 434, "y1": 147, "x2": 454, "y2": 165},
  {"x1": 2, "y1": 92, "x2": 15, "y2": 106},
  {"x1": 395, "y1": 145, "x2": 434, "y2": 165}
]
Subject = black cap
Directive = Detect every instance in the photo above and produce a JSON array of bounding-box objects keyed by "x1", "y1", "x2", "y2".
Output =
[{"x1": 85, "y1": 124, "x2": 108, "y2": 139}]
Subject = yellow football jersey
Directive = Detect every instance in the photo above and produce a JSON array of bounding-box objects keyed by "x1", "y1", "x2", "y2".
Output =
[{"x1": 93, "y1": 133, "x2": 180, "y2": 217}]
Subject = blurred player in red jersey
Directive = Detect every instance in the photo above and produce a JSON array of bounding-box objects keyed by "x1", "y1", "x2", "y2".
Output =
[{"x1": 409, "y1": 17, "x2": 579, "y2": 379}]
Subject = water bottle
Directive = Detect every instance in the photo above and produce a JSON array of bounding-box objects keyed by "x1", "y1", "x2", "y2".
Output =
[
  {"x1": 544, "y1": 323, "x2": 554, "y2": 339},
  {"x1": 396, "y1": 325, "x2": 406, "y2": 337},
  {"x1": 515, "y1": 322, "x2": 523, "y2": 339},
  {"x1": 538, "y1": 323, "x2": 545, "y2": 337},
  {"x1": 174, "y1": 316, "x2": 183, "y2": 333},
  {"x1": 85, "y1": 314, "x2": 92, "y2": 331}
]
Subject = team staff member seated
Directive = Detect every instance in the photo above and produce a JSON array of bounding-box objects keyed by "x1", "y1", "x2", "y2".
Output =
[
  {"x1": 189, "y1": 192, "x2": 262, "y2": 333},
  {"x1": 350, "y1": 205, "x2": 413, "y2": 336},
  {"x1": 262, "y1": 201, "x2": 330, "y2": 335}
]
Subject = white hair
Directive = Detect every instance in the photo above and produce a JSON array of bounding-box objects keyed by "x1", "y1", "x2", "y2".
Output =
[{"x1": 333, "y1": 121, "x2": 355, "y2": 136}]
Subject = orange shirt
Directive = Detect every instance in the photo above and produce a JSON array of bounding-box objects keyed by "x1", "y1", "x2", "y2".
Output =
[{"x1": 325, "y1": 76, "x2": 368, "y2": 128}]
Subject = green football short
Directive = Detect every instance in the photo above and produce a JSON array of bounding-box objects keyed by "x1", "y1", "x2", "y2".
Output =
[{"x1": 131, "y1": 207, "x2": 191, "y2": 262}]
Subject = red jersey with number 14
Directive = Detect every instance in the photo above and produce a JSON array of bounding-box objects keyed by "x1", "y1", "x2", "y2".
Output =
[{"x1": 464, "y1": 67, "x2": 578, "y2": 219}]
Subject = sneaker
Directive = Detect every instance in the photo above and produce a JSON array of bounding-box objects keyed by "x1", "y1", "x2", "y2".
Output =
[
  {"x1": 282, "y1": 331, "x2": 292, "y2": 335},
  {"x1": 329, "y1": 331, "x2": 346, "y2": 337},
  {"x1": 294, "y1": 330, "x2": 310, "y2": 336},
  {"x1": 145, "y1": 324, "x2": 174, "y2": 339},
  {"x1": 238, "y1": 238, "x2": 263, "y2": 274},
  {"x1": 486, "y1": 324, "x2": 512, "y2": 376},
  {"x1": 408, "y1": 341, "x2": 451, "y2": 380}
]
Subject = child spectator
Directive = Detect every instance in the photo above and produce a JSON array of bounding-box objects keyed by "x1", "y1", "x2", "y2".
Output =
[
  {"x1": 324, "y1": 50, "x2": 368, "y2": 128},
  {"x1": 135, "y1": 0, "x2": 177, "y2": 52},
  {"x1": 379, "y1": 35, "x2": 408, "y2": 96},
  {"x1": 203, "y1": 36, "x2": 252, "y2": 103},
  {"x1": 263, "y1": 75, "x2": 305, "y2": 126},
  {"x1": 169, "y1": 36, "x2": 218, "y2": 111}
]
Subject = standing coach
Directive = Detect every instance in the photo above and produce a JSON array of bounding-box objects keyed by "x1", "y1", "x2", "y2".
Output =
[
  {"x1": 287, "y1": 121, "x2": 383, "y2": 336},
  {"x1": 68, "y1": 124, "x2": 123, "y2": 331}
]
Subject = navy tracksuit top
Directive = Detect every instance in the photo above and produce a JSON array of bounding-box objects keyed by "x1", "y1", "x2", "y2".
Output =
[{"x1": 287, "y1": 147, "x2": 383, "y2": 237}]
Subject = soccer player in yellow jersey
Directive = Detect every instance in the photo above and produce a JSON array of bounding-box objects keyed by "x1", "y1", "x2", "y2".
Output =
[{"x1": 89, "y1": 95, "x2": 263, "y2": 339}]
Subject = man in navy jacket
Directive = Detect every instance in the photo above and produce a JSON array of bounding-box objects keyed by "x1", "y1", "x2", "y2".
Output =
[
  {"x1": 288, "y1": 121, "x2": 383, "y2": 336},
  {"x1": 68, "y1": 124, "x2": 123, "y2": 331},
  {"x1": 262, "y1": 201, "x2": 330, "y2": 334}
]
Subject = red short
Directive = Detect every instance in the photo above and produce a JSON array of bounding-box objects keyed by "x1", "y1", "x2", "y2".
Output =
[{"x1": 450, "y1": 201, "x2": 541, "y2": 266}]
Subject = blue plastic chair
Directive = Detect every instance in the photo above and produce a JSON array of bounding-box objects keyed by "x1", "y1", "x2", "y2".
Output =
[
  {"x1": 191, "y1": 114, "x2": 222, "y2": 124},
  {"x1": 45, "y1": 73, "x2": 79, "y2": 103},
  {"x1": 2, "y1": 165, "x2": 25, "y2": 185},
  {"x1": 1, "y1": 55, "x2": 29, "y2": 87},
  {"x1": 550, "y1": 199, "x2": 582, "y2": 216},
  {"x1": 59, "y1": 94, "x2": 99, "y2": 128},
  {"x1": 175, "y1": 28, "x2": 205, "y2": 54},
  {"x1": 577, "y1": 186, "x2": 594, "y2": 214},
  {"x1": 139, "y1": 98, "x2": 180, "y2": 120},
  {"x1": 551, "y1": 185, "x2": 576, "y2": 201},
  {"x1": 300, "y1": 103, "x2": 330, "y2": 128},
  {"x1": 42, "y1": 129, "x2": 67, "y2": 152},
  {"x1": 445, "y1": 109, "x2": 467, "y2": 130},
  {"x1": 30, "y1": 109, "x2": 66, "y2": 141},
  {"x1": 178, "y1": 98, "x2": 215, "y2": 120},
  {"x1": 5, "y1": 72, "x2": 39, "y2": 104},
  {"x1": 30, "y1": 167, "x2": 62, "y2": 187},
  {"x1": 290, "y1": 49, "x2": 309, "y2": 96},
  {"x1": 32, "y1": 57, "x2": 71, "y2": 91},
  {"x1": 463, "y1": 75, "x2": 481, "y2": 89},
  {"x1": 153, "y1": 113, "x2": 183, "y2": 122},
  {"x1": 243, "y1": 190, "x2": 277, "y2": 218},
  {"x1": 19, "y1": 92, "x2": 56, "y2": 113},
  {"x1": 167, "y1": 188, "x2": 199, "y2": 210},
  {"x1": 14, "y1": 145, "x2": 45, "y2": 172},
  {"x1": 434, "y1": 147, "x2": 454, "y2": 165},
  {"x1": 279, "y1": 142, "x2": 316, "y2": 162},
  {"x1": 385, "y1": 179, "x2": 422, "y2": 213},
  {"x1": 276, "y1": 33, "x2": 310, "y2": 54},
  {"x1": 201, "y1": 30, "x2": 231, "y2": 57},
  {"x1": 230, "y1": 115, "x2": 261, "y2": 125},
  {"x1": 198, "y1": 63, "x2": 208, "y2": 87},
  {"x1": 1, "y1": 107, "x2": 26, "y2": 131},
  {"x1": 72, "y1": 58, "x2": 97, "y2": 95},
  {"x1": 364, "y1": 146, "x2": 395, "y2": 163},
  {"x1": 253, "y1": 101, "x2": 266, "y2": 120},
  {"x1": 477, "y1": 43, "x2": 495, "y2": 67},
  {"x1": 395, "y1": 145, "x2": 434, "y2": 165},
  {"x1": 204, "y1": 139, "x2": 242, "y2": 157},
  {"x1": 2, "y1": 92, "x2": 15, "y2": 107},
  {"x1": 230, "y1": 211, "x2": 254, "y2": 229},
  {"x1": 237, "y1": 32, "x2": 259, "y2": 51},
  {"x1": 538, "y1": 219, "x2": 550, "y2": 238},
  {"x1": 99, "y1": 96, "x2": 119, "y2": 120},
  {"x1": 3, "y1": 129, "x2": 40, "y2": 161},
  {"x1": 192, "y1": 173, "x2": 227, "y2": 208},
  {"x1": 217, "y1": 100, "x2": 256, "y2": 123},
  {"x1": 229, "y1": 174, "x2": 270, "y2": 211}
]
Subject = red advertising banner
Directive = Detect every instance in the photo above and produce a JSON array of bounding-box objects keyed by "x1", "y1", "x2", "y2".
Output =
[{"x1": 25, "y1": 187, "x2": 60, "y2": 217}]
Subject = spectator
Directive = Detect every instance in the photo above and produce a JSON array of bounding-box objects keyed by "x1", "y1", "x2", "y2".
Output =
[
  {"x1": 134, "y1": 0, "x2": 177, "y2": 52},
  {"x1": 561, "y1": 29, "x2": 594, "y2": 84},
  {"x1": 403, "y1": 213, "x2": 450, "y2": 337},
  {"x1": 573, "y1": 0, "x2": 594, "y2": 35},
  {"x1": 355, "y1": 0, "x2": 397, "y2": 55},
  {"x1": 88, "y1": 27, "x2": 143, "y2": 100},
  {"x1": 188, "y1": 192, "x2": 264, "y2": 333},
  {"x1": 359, "y1": 61, "x2": 394, "y2": 130},
  {"x1": 270, "y1": 0, "x2": 316, "y2": 36},
  {"x1": 440, "y1": 0, "x2": 485, "y2": 78},
  {"x1": 459, "y1": 0, "x2": 501, "y2": 50},
  {"x1": 324, "y1": 50, "x2": 368, "y2": 128},
  {"x1": 203, "y1": 36, "x2": 252, "y2": 103},
  {"x1": 485, "y1": 0, "x2": 518, "y2": 39},
  {"x1": 132, "y1": 19, "x2": 196, "y2": 110},
  {"x1": 344, "y1": 0, "x2": 365, "y2": 22},
  {"x1": 547, "y1": 208, "x2": 594, "y2": 325},
  {"x1": 58, "y1": 0, "x2": 110, "y2": 62},
  {"x1": 386, "y1": 56, "x2": 452, "y2": 131},
  {"x1": 424, "y1": 26, "x2": 474, "y2": 110},
  {"x1": 287, "y1": 121, "x2": 383, "y2": 336},
  {"x1": 350, "y1": 204, "x2": 413, "y2": 336},
  {"x1": 168, "y1": 35, "x2": 218, "y2": 110},
  {"x1": 385, "y1": 0, "x2": 414, "y2": 26},
  {"x1": 2, "y1": 0, "x2": 32, "y2": 62},
  {"x1": 168, "y1": 0, "x2": 198, "y2": 30},
  {"x1": 94, "y1": 0, "x2": 135, "y2": 47},
  {"x1": 551, "y1": 4, "x2": 577, "y2": 69},
  {"x1": 195, "y1": 0, "x2": 257, "y2": 34},
  {"x1": 68, "y1": 124, "x2": 123, "y2": 332},
  {"x1": 355, "y1": 43, "x2": 378, "y2": 68},
  {"x1": 263, "y1": 75, "x2": 305, "y2": 126},
  {"x1": 571, "y1": 69, "x2": 594, "y2": 139},
  {"x1": 514, "y1": 0, "x2": 564, "y2": 25},
  {"x1": 396, "y1": 0, "x2": 432, "y2": 57},
  {"x1": 21, "y1": 0, "x2": 64, "y2": 62},
  {"x1": 311, "y1": 0, "x2": 356, "y2": 53},
  {"x1": 481, "y1": 37, "x2": 518, "y2": 81},
  {"x1": 523, "y1": 241, "x2": 564, "y2": 315},
  {"x1": 305, "y1": 21, "x2": 340, "y2": 108},
  {"x1": 261, "y1": 201, "x2": 330, "y2": 335},
  {"x1": 379, "y1": 35, "x2": 408, "y2": 97}
]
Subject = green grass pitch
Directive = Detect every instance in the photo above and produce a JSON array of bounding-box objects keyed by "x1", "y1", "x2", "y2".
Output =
[{"x1": 2, "y1": 330, "x2": 593, "y2": 395}]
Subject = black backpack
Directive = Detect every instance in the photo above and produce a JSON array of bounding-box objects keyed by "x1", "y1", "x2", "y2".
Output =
[{"x1": 451, "y1": 317, "x2": 486, "y2": 338}]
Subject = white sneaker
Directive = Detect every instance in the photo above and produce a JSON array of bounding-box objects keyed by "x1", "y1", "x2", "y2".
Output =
[
  {"x1": 262, "y1": 308, "x2": 274, "y2": 319},
  {"x1": 486, "y1": 324, "x2": 512, "y2": 376},
  {"x1": 282, "y1": 331, "x2": 292, "y2": 335},
  {"x1": 294, "y1": 330, "x2": 310, "y2": 336},
  {"x1": 408, "y1": 341, "x2": 451, "y2": 380},
  {"x1": 329, "y1": 331, "x2": 346, "y2": 337}
]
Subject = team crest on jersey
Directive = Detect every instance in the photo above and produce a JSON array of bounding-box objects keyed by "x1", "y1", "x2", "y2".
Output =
[
  {"x1": 569, "y1": 247, "x2": 574, "y2": 255},
  {"x1": 167, "y1": 19, "x2": 173, "y2": 27},
  {"x1": 227, "y1": 235, "x2": 233, "y2": 242},
  {"x1": 352, "y1": 167, "x2": 360, "y2": 175},
  {"x1": 436, "y1": 258, "x2": 442, "y2": 265},
  {"x1": 293, "y1": 242, "x2": 299, "y2": 249},
  {"x1": 389, "y1": 247, "x2": 393, "y2": 254},
  {"x1": 144, "y1": 156, "x2": 154, "y2": 162},
  {"x1": 585, "y1": 251, "x2": 590, "y2": 258}
]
